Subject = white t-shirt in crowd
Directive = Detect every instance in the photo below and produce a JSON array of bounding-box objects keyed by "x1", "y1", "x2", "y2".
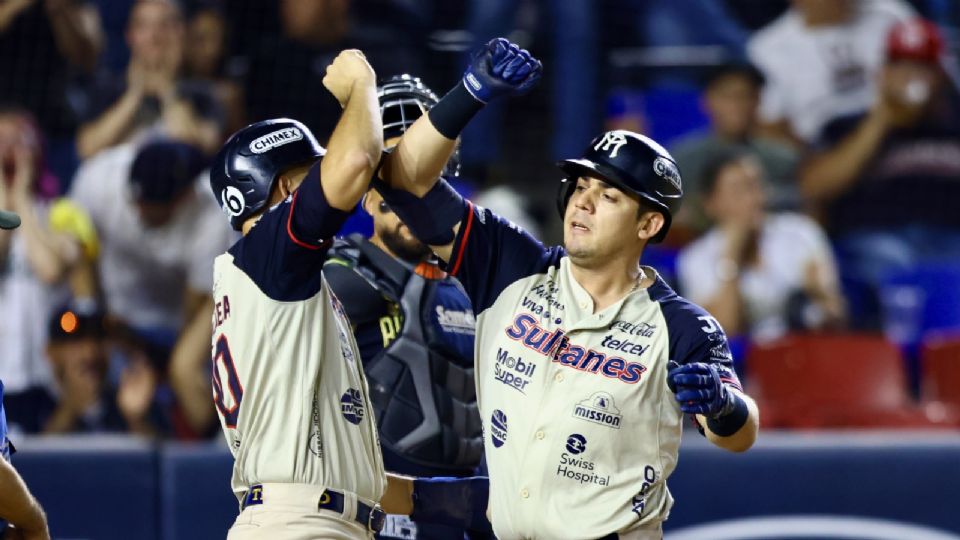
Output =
[
  {"x1": 678, "y1": 213, "x2": 838, "y2": 342},
  {"x1": 0, "y1": 202, "x2": 67, "y2": 393},
  {"x1": 70, "y1": 143, "x2": 235, "y2": 331},
  {"x1": 747, "y1": 0, "x2": 913, "y2": 143}
]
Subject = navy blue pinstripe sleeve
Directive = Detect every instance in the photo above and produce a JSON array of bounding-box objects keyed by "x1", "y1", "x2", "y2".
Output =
[
  {"x1": 445, "y1": 201, "x2": 562, "y2": 314},
  {"x1": 653, "y1": 281, "x2": 742, "y2": 391},
  {"x1": 227, "y1": 162, "x2": 349, "y2": 302}
]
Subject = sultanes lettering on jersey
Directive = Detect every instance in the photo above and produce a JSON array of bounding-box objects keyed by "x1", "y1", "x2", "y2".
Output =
[
  {"x1": 439, "y1": 202, "x2": 743, "y2": 539},
  {"x1": 505, "y1": 314, "x2": 648, "y2": 384}
]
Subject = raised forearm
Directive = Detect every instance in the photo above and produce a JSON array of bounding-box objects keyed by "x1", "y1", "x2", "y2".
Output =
[
  {"x1": 382, "y1": 84, "x2": 472, "y2": 196},
  {"x1": 800, "y1": 111, "x2": 889, "y2": 203},
  {"x1": 46, "y1": 1, "x2": 102, "y2": 73},
  {"x1": 76, "y1": 89, "x2": 143, "y2": 159},
  {"x1": 169, "y1": 296, "x2": 216, "y2": 433},
  {"x1": 321, "y1": 80, "x2": 383, "y2": 210}
]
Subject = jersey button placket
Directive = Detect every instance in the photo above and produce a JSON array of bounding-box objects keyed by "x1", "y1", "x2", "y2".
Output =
[
  {"x1": 520, "y1": 488, "x2": 529, "y2": 498},
  {"x1": 554, "y1": 372, "x2": 564, "y2": 382},
  {"x1": 535, "y1": 430, "x2": 545, "y2": 440}
]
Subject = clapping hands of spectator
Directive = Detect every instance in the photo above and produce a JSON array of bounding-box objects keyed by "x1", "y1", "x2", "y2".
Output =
[{"x1": 117, "y1": 352, "x2": 157, "y2": 433}]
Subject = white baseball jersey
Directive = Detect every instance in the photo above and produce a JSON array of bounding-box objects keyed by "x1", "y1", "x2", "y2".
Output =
[
  {"x1": 211, "y1": 166, "x2": 385, "y2": 504},
  {"x1": 443, "y1": 203, "x2": 742, "y2": 539},
  {"x1": 747, "y1": 0, "x2": 913, "y2": 142}
]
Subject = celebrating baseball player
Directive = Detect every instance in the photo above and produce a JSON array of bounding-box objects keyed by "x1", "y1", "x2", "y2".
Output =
[
  {"x1": 324, "y1": 74, "x2": 487, "y2": 540},
  {"x1": 375, "y1": 38, "x2": 760, "y2": 539},
  {"x1": 209, "y1": 50, "x2": 492, "y2": 540},
  {"x1": 208, "y1": 49, "x2": 391, "y2": 539}
]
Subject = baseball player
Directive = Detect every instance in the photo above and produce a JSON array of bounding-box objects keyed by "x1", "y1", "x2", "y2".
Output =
[
  {"x1": 0, "y1": 211, "x2": 51, "y2": 540},
  {"x1": 208, "y1": 50, "x2": 391, "y2": 539},
  {"x1": 208, "y1": 50, "x2": 492, "y2": 540},
  {"x1": 323, "y1": 74, "x2": 485, "y2": 540},
  {"x1": 376, "y1": 38, "x2": 760, "y2": 539}
]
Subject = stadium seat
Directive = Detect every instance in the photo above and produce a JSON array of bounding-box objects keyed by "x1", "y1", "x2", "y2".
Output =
[
  {"x1": 746, "y1": 334, "x2": 957, "y2": 429},
  {"x1": 920, "y1": 332, "x2": 960, "y2": 406},
  {"x1": 881, "y1": 263, "x2": 960, "y2": 347}
]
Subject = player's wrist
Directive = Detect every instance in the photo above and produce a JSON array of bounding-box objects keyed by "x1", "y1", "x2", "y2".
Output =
[
  {"x1": 706, "y1": 391, "x2": 749, "y2": 436},
  {"x1": 428, "y1": 82, "x2": 485, "y2": 140},
  {"x1": 372, "y1": 177, "x2": 465, "y2": 245}
]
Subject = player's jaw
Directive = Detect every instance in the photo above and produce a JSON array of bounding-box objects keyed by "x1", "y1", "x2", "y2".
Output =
[
  {"x1": 380, "y1": 221, "x2": 431, "y2": 263},
  {"x1": 563, "y1": 186, "x2": 645, "y2": 268}
]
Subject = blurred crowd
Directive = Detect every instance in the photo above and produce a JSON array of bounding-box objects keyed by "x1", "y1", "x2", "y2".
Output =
[{"x1": 0, "y1": 0, "x2": 958, "y2": 439}]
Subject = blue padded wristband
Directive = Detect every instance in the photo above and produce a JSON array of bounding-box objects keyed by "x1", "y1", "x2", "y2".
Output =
[
  {"x1": 372, "y1": 177, "x2": 467, "y2": 245},
  {"x1": 410, "y1": 476, "x2": 491, "y2": 532},
  {"x1": 706, "y1": 392, "x2": 749, "y2": 436},
  {"x1": 427, "y1": 82, "x2": 485, "y2": 140}
]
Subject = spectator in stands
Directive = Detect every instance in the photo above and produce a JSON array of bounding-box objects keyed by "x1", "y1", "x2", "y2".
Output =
[
  {"x1": 671, "y1": 63, "x2": 799, "y2": 233},
  {"x1": 244, "y1": 0, "x2": 420, "y2": 139},
  {"x1": 182, "y1": 3, "x2": 244, "y2": 134},
  {"x1": 679, "y1": 150, "x2": 846, "y2": 342},
  {"x1": 76, "y1": 0, "x2": 222, "y2": 159},
  {"x1": 0, "y1": 0, "x2": 102, "y2": 166},
  {"x1": 748, "y1": 0, "x2": 913, "y2": 147},
  {"x1": 69, "y1": 139, "x2": 234, "y2": 436},
  {"x1": 39, "y1": 305, "x2": 158, "y2": 436},
  {"x1": 0, "y1": 108, "x2": 98, "y2": 426},
  {"x1": 800, "y1": 18, "x2": 960, "y2": 326}
]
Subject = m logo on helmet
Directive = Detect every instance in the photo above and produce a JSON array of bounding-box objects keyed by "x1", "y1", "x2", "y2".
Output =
[
  {"x1": 221, "y1": 186, "x2": 246, "y2": 217},
  {"x1": 653, "y1": 157, "x2": 682, "y2": 191},
  {"x1": 594, "y1": 131, "x2": 628, "y2": 159},
  {"x1": 249, "y1": 128, "x2": 303, "y2": 154}
]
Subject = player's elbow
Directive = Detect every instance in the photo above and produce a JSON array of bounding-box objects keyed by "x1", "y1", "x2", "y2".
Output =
[{"x1": 341, "y1": 148, "x2": 379, "y2": 179}]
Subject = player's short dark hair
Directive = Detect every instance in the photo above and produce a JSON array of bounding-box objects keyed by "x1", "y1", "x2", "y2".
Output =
[
  {"x1": 702, "y1": 62, "x2": 765, "y2": 91},
  {"x1": 636, "y1": 197, "x2": 659, "y2": 218}
]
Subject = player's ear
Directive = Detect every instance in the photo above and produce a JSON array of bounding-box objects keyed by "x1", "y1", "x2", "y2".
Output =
[
  {"x1": 361, "y1": 190, "x2": 376, "y2": 217},
  {"x1": 277, "y1": 175, "x2": 294, "y2": 199},
  {"x1": 637, "y1": 210, "x2": 664, "y2": 241}
]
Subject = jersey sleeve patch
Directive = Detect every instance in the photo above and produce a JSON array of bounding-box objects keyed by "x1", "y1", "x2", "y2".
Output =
[{"x1": 654, "y1": 279, "x2": 742, "y2": 390}]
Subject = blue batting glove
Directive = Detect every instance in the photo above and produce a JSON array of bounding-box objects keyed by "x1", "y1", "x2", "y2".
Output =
[
  {"x1": 667, "y1": 361, "x2": 738, "y2": 419},
  {"x1": 462, "y1": 37, "x2": 543, "y2": 104}
]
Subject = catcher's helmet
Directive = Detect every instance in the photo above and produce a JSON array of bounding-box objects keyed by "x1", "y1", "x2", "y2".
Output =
[
  {"x1": 557, "y1": 130, "x2": 683, "y2": 243},
  {"x1": 210, "y1": 118, "x2": 324, "y2": 230},
  {"x1": 378, "y1": 74, "x2": 460, "y2": 177}
]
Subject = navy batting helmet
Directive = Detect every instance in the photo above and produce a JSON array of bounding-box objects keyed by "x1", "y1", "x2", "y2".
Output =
[
  {"x1": 378, "y1": 74, "x2": 460, "y2": 177},
  {"x1": 557, "y1": 130, "x2": 683, "y2": 244},
  {"x1": 210, "y1": 118, "x2": 324, "y2": 230}
]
